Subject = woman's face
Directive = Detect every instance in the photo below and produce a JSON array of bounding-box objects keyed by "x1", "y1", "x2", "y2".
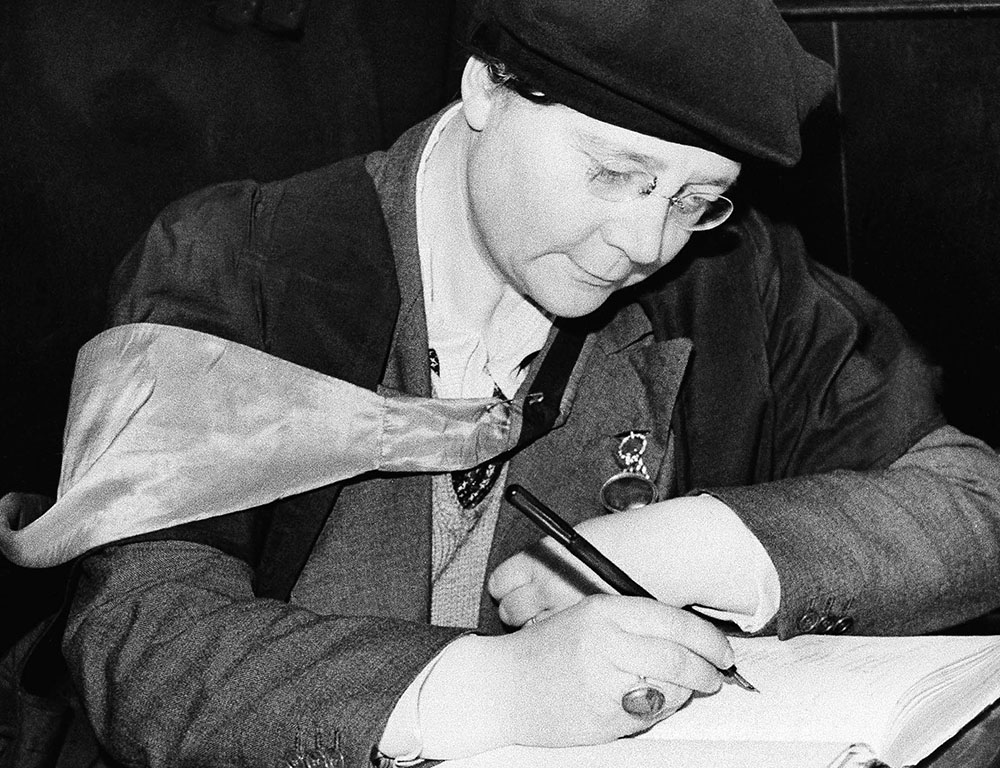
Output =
[{"x1": 461, "y1": 60, "x2": 741, "y2": 318}]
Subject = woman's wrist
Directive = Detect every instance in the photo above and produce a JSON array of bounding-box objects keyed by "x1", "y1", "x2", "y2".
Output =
[
  {"x1": 575, "y1": 494, "x2": 763, "y2": 614},
  {"x1": 414, "y1": 633, "x2": 520, "y2": 759}
]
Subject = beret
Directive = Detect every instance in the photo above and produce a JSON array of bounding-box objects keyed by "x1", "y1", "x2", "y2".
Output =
[{"x1": 466, "y1": 0, "x2": 835, "y2": 167}]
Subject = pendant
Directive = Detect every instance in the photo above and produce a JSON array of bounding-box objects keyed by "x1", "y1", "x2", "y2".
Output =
[{"x1": 599, "y1": 431, "x2": 659, "y2": 513}]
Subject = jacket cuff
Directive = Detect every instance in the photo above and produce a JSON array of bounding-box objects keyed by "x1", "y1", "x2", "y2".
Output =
[{"x1": 704, "y1": 476, "x2": 865, "y2": 640}]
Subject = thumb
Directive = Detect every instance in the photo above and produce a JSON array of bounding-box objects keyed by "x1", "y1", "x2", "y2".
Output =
[{"x1": 487, "y1": 549, "x2": 542, "y2": 600}]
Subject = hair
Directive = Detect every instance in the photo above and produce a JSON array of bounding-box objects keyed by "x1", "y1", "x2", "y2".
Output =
[{"x1": 478, "y1": 53, "x2": 554, "y2": 105}]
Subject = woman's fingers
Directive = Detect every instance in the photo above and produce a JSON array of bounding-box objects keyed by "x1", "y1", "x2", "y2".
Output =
[
  {"x1": 487, "y1": 550, "x2": 536, "y2": 600},
  {"x1": 489, "y1": 537, "x2": 614, "y2": 624},
  {"x1": 610, "y1": 630, "x2": 724, "y2": 695},
  {"x1": 496, "y1": 581, "x2": 544, "y2": 626},
  {"x1": 603, "y1": 596, "x2": 735, "y2": 672}
]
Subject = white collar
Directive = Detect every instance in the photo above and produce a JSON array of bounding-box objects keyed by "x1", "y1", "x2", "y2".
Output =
[{"x1": 415, "y1": 104, "x2": 551, "y2": 399}]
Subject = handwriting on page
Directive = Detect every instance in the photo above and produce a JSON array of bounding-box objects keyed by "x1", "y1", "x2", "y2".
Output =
[
  {"x1": 736, "y1": 635, "x2": 948, "y2": 675},
  {"x1": 642, "y1": 634, "x2": 997, "y2": 749}
]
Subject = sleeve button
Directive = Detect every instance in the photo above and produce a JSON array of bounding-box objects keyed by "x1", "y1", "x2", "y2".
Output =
[
  {"x1": 796, "y1": 609, "x2": 820, "y2": 633},
  {"x1": 832, "y1": 616, "x2": 855, "y2": 634},
  {"x1": 815, "y1": 614, "x2": 837, "y2": 633}
]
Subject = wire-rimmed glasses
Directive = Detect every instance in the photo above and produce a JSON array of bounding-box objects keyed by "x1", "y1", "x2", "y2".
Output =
[{"x1": 588, "y1": 170, "x2": 734, "y2": 231}]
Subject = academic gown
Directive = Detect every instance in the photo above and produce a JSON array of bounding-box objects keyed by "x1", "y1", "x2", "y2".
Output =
[{"x1": 39, "y1": 110, "x2": 1000, "y2": 767}]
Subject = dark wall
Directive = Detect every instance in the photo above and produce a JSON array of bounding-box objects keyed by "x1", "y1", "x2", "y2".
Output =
[
  {"x1": 779, "y1": 1, "x2": 1000, "y2": 447},
  {"x1": 0, "y1": 0, "x2": 462, "y2": 651},
  {"x1": 1, "y1": 0, "x2": 460, "y2": 498}
]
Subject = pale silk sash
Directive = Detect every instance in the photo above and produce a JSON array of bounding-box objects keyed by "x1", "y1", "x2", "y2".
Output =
[{"x1": 0, "y1": 323, "x2": 527, "y2": 568}]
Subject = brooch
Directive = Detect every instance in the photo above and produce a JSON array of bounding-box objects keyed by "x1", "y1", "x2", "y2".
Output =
[{"x1": 599, "y1": 431, "x2": 659, "y2": 513}]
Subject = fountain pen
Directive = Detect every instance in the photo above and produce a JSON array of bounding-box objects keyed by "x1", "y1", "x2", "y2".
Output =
[{"x1": 504, "y1": 483, "x2": 757, "y2": 692}]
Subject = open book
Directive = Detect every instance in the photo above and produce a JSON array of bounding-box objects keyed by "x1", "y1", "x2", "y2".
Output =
[{"x1": 440, "y1": 634, "x2": 1000, "y2": 768}]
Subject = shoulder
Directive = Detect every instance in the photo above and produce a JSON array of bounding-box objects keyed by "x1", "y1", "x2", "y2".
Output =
[
  {"x1": 152, "y1": 157, "x2": 391, "y2": 276},
  {"x1": 106, "y1": 157, "x2": 400, "y2": 372}
]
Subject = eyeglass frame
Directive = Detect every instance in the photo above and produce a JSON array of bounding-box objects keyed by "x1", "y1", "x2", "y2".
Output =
[
  {"x1": 475, "y1": 60, "x2": 736, "y2": 232},
  {"x1": 589, "y1": 170, "x2": 735, "y2": 231}
]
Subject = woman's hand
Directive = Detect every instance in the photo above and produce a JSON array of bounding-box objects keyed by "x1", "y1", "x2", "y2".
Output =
[
  {"x1": 488, "y1": 531, "x2": 618, "y2": 626},
  {"x1": 488, "y1": 494, "x2": 763, "y2": 627},
  {"x1": 416, "y1": 594, "x2": 734, "y2": 757}
]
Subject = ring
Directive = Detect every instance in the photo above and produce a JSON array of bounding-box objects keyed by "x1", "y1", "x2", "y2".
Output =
[{"x1": 621, "y1": 679, "x2": 667, "y2": 718}]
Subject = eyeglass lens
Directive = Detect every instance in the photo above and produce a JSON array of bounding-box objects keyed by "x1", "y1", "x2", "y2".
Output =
[{"x1": 587, "y1": 171, "x2": 732, "y2": 230}]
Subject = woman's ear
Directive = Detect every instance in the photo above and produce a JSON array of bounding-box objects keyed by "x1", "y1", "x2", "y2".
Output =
[{"x1": 461, "y1": 56, "x2": 498, "y2": 131}]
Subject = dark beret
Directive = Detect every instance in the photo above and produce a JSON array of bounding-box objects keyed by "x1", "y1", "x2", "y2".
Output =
[{"x1": 466, "y1": 0, "x2": 835, "y2": 167}]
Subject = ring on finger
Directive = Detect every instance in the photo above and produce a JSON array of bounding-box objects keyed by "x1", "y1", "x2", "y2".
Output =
[{"x1": 621, "y1": 677, "x2": 668, "y2": 719}]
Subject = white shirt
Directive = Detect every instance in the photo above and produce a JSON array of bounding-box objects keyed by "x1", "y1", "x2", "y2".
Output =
[{"x1": 416, "y1": 103, "x2": 552, "y2": 401}]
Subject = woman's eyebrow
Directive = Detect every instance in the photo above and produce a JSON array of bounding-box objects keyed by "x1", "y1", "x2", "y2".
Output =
[
  {"x1": 573, "y1": 129, "x2": 738, "y2": 189},
  {"x1": 686, "y1": 173, "x2": 739, "y2": 191},
  {"x1": 573, "y1": 131, "x2": 659, "y2": 167}
]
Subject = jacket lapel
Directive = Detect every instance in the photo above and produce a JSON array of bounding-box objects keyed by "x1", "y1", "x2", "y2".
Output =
[
  {"x1": 294, "y1": 118, "x2": 437, "y2": 622},
  {"x1": 480, "y1": 303, "x2": 692, "y2": 630}
]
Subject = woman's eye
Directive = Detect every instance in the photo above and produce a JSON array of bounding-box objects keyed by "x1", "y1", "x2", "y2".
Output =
[
  {"x1": 584, "y1": 158, "x2": 655, "y2": 201},
  {"x1": 592, "y1": 166, "x2": 637, "y2": 185}
]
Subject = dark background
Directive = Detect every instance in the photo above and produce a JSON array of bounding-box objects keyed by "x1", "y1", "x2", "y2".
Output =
[{"x1": 2, "y1": 0, "x2": 999, "y2": 653}]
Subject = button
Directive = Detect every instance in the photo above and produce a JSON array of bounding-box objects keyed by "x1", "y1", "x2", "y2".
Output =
[
  {"x1": 796, "y1": 609, "x2": 820, "y2": 633},
  {"x1": 832, "y1": 616, "x2": 855, "y2": 634},
  {"x1": 815, "y1": 614, "x2": 837, "y2": 633}
]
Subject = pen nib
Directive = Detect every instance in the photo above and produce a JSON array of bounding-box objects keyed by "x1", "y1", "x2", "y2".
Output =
[{"x1": 722, "y1": 666, "x2": 759, "y2": 692}]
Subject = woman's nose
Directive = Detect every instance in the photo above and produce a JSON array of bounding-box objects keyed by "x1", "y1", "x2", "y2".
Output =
[{"x1": 602, "y1": 197, "x2": 679, "y2": 265}]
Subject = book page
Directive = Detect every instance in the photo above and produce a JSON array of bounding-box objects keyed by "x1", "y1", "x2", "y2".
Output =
[
  {"x1": 438, "y1": 738, "x2": 858, "y2": 768},
  {"x1": 440, "y1": 635, "x2": 1000, "y2": 768},
  {"x1": 880, "y1": 643, "x2": 1000, "y2": 765},
  {"x1": 642, "y1": 634, "x2": 1000, "y2": 761}
]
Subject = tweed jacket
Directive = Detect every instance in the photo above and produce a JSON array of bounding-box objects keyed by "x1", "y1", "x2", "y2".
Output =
[{"x1": 62, "y1": 112, "x2": 1000, "y2": 768}]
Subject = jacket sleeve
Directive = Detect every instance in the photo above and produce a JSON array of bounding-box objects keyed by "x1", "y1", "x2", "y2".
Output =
[
  {"x1": 708, "y1": 214, "x2": 1000, "y2": 639},
  {"x1": 63, "y1": 540, "x2": 463, "y2": 767},
  {"x1": 61, "y1": 173, "x2": 452, "y2": 767},
  {"x1": 713, "y1": 425, "x2": 1000, "y2": 638}
]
